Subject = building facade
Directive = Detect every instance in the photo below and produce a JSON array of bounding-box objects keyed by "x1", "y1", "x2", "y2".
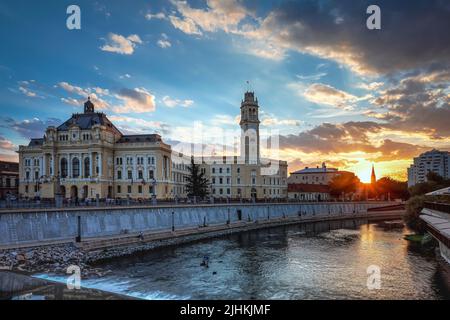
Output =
[
  {"x1": 407, "y1": 149, "x2": 450, "y2": 187},
  {"x1": 18, "y1": 99, "x2": 175, "y2": 200},
  {"x1": 288, "y1": 162, "x2": 340, "y2": 185},
  {"x1": 18, "y1": 92, "x2": 288, "y2": 201},
  {"x1": 198, "y1": 91, "x2": 288, "y2": 200},
  {"x1": 0, "y1": 161, "x2": 19, "y2": 199},
  {"x1": 287, "y1": 183, "x2": 331, "y2": 201}
]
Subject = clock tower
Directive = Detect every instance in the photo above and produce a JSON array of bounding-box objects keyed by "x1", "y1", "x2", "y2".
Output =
[{"x1": 240, "y1": 91, "x2": 260, "y2": 164}]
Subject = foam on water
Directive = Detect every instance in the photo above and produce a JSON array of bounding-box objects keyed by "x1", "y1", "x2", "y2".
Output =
[{"x1": 33, "y1": 274, "x2": 190, "y2": 300}]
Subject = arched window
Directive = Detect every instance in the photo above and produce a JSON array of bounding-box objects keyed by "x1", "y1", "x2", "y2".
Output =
[
  {"x1": 84, "y1": 157, "x2": 90, "y2": 178},
  {"x1": 72, "y1": 158, "x2": 80, "y2": 178},
  {"x1": 60, "y1": 158, "x2": 68, "y2": 178}
]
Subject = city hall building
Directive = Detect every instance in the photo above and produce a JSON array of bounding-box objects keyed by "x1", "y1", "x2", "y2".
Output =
[{"x1": 18, "y1": 92, "x2": 287, "y2": 201}]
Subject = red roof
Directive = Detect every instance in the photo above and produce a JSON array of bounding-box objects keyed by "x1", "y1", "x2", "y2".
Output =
[{"x1": 288, "y1": 183, "x2": 330, "y2": 193}]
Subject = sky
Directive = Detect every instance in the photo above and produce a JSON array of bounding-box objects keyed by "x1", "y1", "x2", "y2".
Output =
[{"x1": 0, "y1": 0, "x2": 449, "y2": 182}]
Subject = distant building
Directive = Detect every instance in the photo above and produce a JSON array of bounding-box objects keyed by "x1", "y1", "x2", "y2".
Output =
[
  {"x1": 371, "y1": 164, "x2": 376, "y2": 185},
  {"x1": 288, "y1": 162, "x2": 340, "y2": 185},
  {"x1": 0, "y1": 161, "x2": 19, "y2": 199},
  {"x1": 407, "y1": 150, "x2": 450, "y2": 187},
  {"x1": 18, "y1": 92, "x2": 287, "y2": 201},
  {"x1": 287, "y1": 183, "x2": 330, "y2": 201}
]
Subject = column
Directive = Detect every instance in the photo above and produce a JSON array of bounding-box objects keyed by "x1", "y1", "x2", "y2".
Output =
[
  {"x1": 51, "y1": 153, "x2": 55, "y2": 177},
  {"x1": 40, "y1": 155, "x2": 44, "y2": 177},
  {"x1": 133, "y1": 155, "x2": 137, "y2": 180},
  {"x1": 122, "y1": 157, "x2": 126, "y2": 181},
  {"x1": 89, "y1": 153, "x2": 93, "y2": 177},
  {"x1": 98, "y1": 152, "x2": 102, "y2": 178},
  {"x1": 80, "y1": 154, "x2": 84, "y2": 178},
  {"x1": 144, "y1": 155, "x2": 148, "y2": 180},
  {"x1": 68, "y1": 154, "x2": 72, "y2": 178}
]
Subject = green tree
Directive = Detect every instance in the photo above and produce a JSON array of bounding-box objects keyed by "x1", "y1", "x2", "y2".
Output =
[
  {"x1": 376, "y1": 177, "x2": 409, "y2": 200},
  {"x1": 329, "y1": 171, "x2": 360, "y2": 198},
  {"x1": 185, "y1": 156, "x2": 210, "y2": 199},
  {"x1": 409, "y1": 172, "x2": 450, "y2": 197},
  {"x1": 404, "y1": 195, "x2": 426, "y2": 233}
]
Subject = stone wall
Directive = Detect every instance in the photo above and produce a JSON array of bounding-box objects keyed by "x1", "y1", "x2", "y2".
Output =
[{"x1": 0, "y1": 202, "x2": 390, "y2": 246}]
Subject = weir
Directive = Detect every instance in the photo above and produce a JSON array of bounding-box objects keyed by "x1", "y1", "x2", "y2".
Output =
[{"x1": 0, "y1": 202, "x2": 395, "y2": 247}]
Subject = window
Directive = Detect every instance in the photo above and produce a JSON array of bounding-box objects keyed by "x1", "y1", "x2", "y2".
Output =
[
  {"x1": 227, "y1": 168, "x2": 230, "y2": 174},
  {"x1": 149, "y1": 170, "x2": 154, "y2": 179},
  {"x1": 227, "y1": 177, "x2": 230, "y2": 184},
  {"x1": 127, "y1": 185, "x2": 132, "y2": 193},
  {"x1": 219, "y1": 189, "x2": 223, "y2": 195},
  {"x1": 138, "y1": 185, "x2": 142, "y2": 193},
  {"x1": 212, "y1": 177, "x2": 216, "y2": 184},
  {"x1": 237, "y1": 167, "x2": 240, "y2": 174},
  {"x1": 149, "y1": 185, "x2": 154, "y2": 194},
  {"x1": 117, "y1": 171, "x2": 122, "y2": 180},
  {"x1": 138, "y1": 170, "x2": 143, "y2": 179},
  {"x1": 227, "y1": 188, "x2": 230, "y2": 195},
  {"x1": 61, "y1": 158, "x2": 68, "y2": 178},
  {"x1": 117, "y1": 185, "x2": 121, "y2": 193},
  {"x1": 212, "y1": 168, "x2": 215, "y2": 174},
  {"x1": 25, "y1": 186, "x2": 29, "y2": 193},
  {"x1": 72, "y1": 158, "x2": 80, "y2": 178},
  {"x1": 26, "y1": 171, "x2": 30, "y2": 180},
  {"x1": 237, "y1": 178, "x2": 240, "y2": 184},
  {"x1": 84, "y1": 158, "x2": 90, "y2": 178},
  {"x1": 35, "y1": 171, "x2": 39, "y2": 180},
  {"x1": 219, "y1": 168, "x2": 222, "y2": 174},
  {"x1": 219, "y1": 177, "x2": 223, "y2": 184},
  {"x1": 128, "y1": 170, "x2": 132, "y2": 179}
]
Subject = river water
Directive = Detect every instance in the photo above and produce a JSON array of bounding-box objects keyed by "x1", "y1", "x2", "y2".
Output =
[{"x1": 36, "y1": 223, "x2": 450, "y2": 300}]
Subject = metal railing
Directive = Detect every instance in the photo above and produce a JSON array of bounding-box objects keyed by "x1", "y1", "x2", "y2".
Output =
[{"x1": 0, "y1": 198, "x2": 393, "y2": 211}]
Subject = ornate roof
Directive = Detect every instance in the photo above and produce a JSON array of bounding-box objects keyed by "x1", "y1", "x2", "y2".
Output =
[{"x1": 57, "y1": 112, "x2": 122, "y2": 136}]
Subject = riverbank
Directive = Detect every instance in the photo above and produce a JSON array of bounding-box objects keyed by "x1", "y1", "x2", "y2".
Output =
[{"x1": 0, "y1": 209, "x2": 403, "y2": 277}]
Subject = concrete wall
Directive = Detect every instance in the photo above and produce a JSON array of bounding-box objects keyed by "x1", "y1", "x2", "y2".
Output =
[{"x1": 0, "y1": 202, "x2": 390, "y2": 246}]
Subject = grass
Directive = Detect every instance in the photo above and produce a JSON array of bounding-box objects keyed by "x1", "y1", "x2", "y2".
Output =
[{"x1": 404, "y1": 234, "x2": 423, "y2": 242}]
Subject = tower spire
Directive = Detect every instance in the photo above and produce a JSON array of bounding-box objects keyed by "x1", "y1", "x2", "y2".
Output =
[{"x1": 371, "y1": 164, "x2": 376, "y2": 185}]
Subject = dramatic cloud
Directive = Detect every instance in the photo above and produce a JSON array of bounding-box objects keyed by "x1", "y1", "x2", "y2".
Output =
[
  {"x1": 162, "y1": 95, "x2": 194, "y2": 108},
  {"x1": 367, "y1": 70, "x2": 450, "y2": 138},
  {"x1": 57, "y1": 82, "x2": 110, "y2": 110},
  {"x1": 0, "y1": 117, "x2": 61, "y2": 139},
  {"x1": 114, "y1": 88, "x2": 156, "y2": 113},
  {"x1": 100, "y1": 33, "x2": 143, "y2": 55},
  {"x1": 168, "y1": 0, "x2": 450, "y2": 75},
  {"x1": 169, "y1": 0, "x2": 248, "y2": 35},
  {"x1": 303, "y1": 83, "x2": 358, "y2": 109}
]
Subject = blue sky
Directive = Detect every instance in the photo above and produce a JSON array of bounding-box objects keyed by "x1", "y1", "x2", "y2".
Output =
[{"x1": 1, "y1": 0, "x2": 449, "y2": 181}]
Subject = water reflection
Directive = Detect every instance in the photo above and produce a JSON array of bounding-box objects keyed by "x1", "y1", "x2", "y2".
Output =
[{"x1": 40, "y1": 222, "x2": 450, "y2": 300}]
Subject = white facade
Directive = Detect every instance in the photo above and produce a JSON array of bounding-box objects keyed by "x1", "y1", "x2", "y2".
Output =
[{"x1": 407, "y1": 149, "x2": 450, "y2": 187}]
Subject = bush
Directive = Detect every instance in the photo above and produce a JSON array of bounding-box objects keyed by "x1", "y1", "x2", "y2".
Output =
[{"x1": 404, "y1": 195, "x2": 427, "y2": 233}]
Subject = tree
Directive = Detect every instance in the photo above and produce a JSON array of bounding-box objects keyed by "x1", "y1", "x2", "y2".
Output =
[
  {"x1": 376, "y1": 177, "x2": 409, "y2": 200},
  {"x1": 404, "y1": 195, "x2": 427, "y2": 233},
  {"x1": 409, "y1": 172, "x2": 450, "y2": 197},
  {"x1": 185, "y1": 156, "x2": 210, "y2": 199},
  {"x1": 329, "y1": 171, "x2": 360, "y2": 199}
]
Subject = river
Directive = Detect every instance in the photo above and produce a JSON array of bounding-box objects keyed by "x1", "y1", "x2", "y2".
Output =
[{"x1": 36, "y1": 222, "x2": 450, "y2": 299}]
